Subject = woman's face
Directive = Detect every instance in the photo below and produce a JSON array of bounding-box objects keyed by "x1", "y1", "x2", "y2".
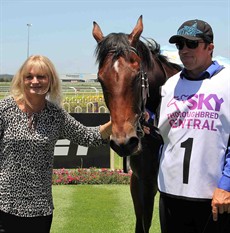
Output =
[{"x1": 23, "y1": 67, "x2": 50, "y2": 97}]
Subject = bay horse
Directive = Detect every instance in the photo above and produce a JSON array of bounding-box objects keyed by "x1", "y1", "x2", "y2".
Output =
[{"x1": 92, "y1": 16, "x2": 182, "y2": 233}]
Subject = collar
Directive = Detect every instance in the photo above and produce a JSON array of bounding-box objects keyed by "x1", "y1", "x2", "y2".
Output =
[{"x1": 180, "y1": 61, "x2": 224, "y2": 80}]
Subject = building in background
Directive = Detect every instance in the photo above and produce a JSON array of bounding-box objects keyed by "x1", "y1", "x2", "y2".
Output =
[{"x1": 60, "y1": 73, "x2": 98, "y2": 82}]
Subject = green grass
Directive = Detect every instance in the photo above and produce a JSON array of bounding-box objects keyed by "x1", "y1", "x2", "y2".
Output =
[{"x1": 51, "y1": 185, "x2": 160, "y2": 233}]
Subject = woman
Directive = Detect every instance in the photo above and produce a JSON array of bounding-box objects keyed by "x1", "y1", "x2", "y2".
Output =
[{"x1": 0, "y1": 55, "x2": 111, "y2": 233}]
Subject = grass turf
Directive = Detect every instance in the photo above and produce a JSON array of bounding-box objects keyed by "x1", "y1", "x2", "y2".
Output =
[{"x1": 51, "y1": 185, "x2": 160, "y2": 233}]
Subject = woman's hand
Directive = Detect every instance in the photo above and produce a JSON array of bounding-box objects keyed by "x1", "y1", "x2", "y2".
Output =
[{"x1": 100, "y1": 121, "x2": 112, "y2": 139}]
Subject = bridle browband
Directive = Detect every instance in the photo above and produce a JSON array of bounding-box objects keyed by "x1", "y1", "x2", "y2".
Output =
[{"x1": 108, "y1": 46, "x2": 138, "y2": 56}]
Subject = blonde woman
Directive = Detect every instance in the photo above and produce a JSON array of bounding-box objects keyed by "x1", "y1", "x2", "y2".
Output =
[{"x1": 0, "y1": 55, "x2": 111, "y2": 233}]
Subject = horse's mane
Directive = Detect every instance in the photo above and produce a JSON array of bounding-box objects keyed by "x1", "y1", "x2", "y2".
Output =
[
  {"x1": 94, "y1": 33, "x2": 182, "y2": 71},
  {"x1": 141, "y1": 37, "x2": 182, "y2": 71}
]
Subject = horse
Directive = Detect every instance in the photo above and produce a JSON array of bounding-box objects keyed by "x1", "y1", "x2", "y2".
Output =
[{"x1": 92, "y1": 15, "x2": 182, "y2": 233}]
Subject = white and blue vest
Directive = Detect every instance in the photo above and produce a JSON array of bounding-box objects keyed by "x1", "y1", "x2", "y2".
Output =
[{"x1": 157, "y1": 67, "x2": 230, "y2": 199}]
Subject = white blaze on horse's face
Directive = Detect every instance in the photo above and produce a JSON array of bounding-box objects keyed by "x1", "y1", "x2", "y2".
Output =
[{"x1": 114, "y1": 60, "x2": 119, "y2": 73}]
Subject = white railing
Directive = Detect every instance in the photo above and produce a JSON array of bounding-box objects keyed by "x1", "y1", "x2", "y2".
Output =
[{"x1": 63, "y1": 94, "x2": 109, "y2": 113}]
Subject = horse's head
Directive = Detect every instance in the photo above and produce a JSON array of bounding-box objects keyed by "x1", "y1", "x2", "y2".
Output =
[{"x1": 93, "y1": 16, "x2": 149, "y2": 157}]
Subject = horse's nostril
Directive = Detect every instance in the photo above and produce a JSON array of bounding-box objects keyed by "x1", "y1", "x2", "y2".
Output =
[
  {"x1": 110, "y1": 140, "x2": 122, "y2": 156},
  {"x1": 128, "y1": 137, "x2": 139, "y2": 148}
]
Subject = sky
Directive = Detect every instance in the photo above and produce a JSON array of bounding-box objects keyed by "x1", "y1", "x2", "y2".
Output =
[{"x1": 0, "y1": 0, "x2": 230, "y2": 75}]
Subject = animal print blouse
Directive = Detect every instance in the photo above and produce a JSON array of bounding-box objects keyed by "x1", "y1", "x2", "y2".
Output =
[{"x1": 0, "y1": 97, "x2": 106, "y2": 217}]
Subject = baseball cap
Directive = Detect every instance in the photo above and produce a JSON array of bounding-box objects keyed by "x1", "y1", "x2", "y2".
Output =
[{"x1": 169, "y1": 19, "x2": 213, "y2": 43}]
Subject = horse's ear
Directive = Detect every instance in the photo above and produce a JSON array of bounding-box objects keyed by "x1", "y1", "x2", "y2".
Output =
[
  {"x1": 92, "y1": 21, "x2": 104, "y2": 43},
  {"x1": 128, "y1": 15, "x2": 143, "y2": 45}
]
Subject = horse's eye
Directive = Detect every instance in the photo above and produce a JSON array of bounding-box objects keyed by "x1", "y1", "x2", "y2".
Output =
[{"x1": 130, "y1": 57, "x2": 137, "y2": 63}]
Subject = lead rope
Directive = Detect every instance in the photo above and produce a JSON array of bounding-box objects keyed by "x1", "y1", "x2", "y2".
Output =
[{"x1": 201, "y1": 212, "x2": 212, "y2": 233}]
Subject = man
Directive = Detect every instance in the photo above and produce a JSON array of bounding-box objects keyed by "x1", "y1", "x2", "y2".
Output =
[{"x1": 157, "y1": 19, "x2": 230, "y2": 233}]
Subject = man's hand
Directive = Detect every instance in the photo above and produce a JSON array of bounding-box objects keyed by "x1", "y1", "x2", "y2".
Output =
[{"x1": 211, "y1": 188, "x2": 230, "y2": 221}]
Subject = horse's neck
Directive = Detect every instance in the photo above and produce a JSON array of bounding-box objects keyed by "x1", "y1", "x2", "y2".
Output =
[
  {"x1": 146, "y1": 60, "x2": 180, "y2": 114},
  {"x1": 163, "y1": 64, "x2": 180, "y2": 79}
]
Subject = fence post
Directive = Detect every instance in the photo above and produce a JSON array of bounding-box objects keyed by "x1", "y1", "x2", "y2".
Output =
[{"x1": 110, "y1": 149, "x2": 115, "y2": 169}]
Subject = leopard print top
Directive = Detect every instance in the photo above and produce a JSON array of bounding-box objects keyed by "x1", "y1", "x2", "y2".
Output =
[{"x1": 0, "y1": 97, "x2": 106, "y2": 217}]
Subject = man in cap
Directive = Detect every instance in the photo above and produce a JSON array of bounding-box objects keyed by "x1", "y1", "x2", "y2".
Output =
[{"x1": 157, "y1": 19, "x2": 230, "y2": 233}]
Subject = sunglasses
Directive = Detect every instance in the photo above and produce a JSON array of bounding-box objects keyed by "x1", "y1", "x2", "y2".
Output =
[{"x1": 176, "y1": 40, "x2": 205, "y2": 50}]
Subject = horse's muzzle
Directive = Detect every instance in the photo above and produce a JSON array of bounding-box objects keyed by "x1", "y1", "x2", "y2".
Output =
[{"x1": 110, "y1": 136, "x2": 140, "y2": 157}]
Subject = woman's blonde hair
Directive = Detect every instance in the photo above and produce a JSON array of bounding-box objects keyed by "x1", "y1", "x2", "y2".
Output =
[{"x1": 10, "y1": 55, "x2": 62, "y2": 106}]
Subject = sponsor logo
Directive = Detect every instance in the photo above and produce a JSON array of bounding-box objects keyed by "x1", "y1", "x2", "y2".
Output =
[{"x1": 166, "y1": 93, "x2": 224, "y2": 131}]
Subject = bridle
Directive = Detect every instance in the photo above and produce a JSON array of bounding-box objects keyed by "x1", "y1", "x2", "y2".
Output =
[
  {"x1": 138, "y1": 70, "x2": 149, "y2": 136},
  {"x1": 124, "y1": 47, "x2": 150, "y2": 137},
  {"x1": 103, "y1": 45, "x2": 150, "y2": 138}
]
